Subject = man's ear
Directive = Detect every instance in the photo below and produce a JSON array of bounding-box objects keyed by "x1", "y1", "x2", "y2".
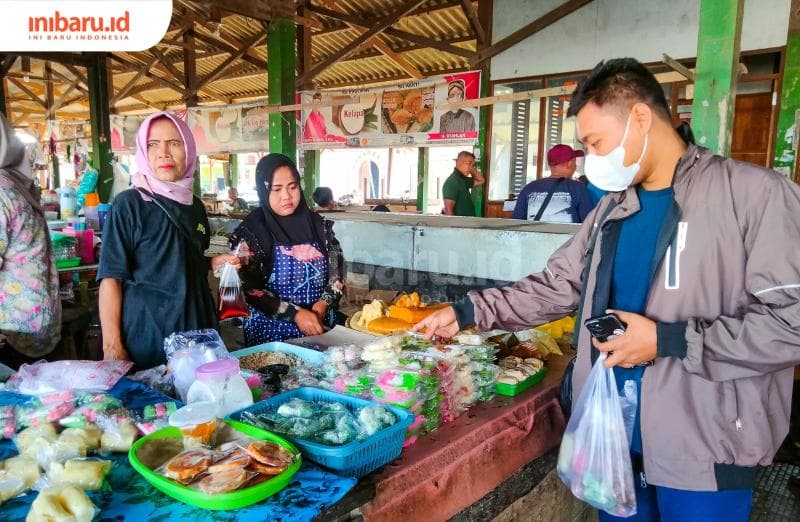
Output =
[{"x1": 631, "y1": 102, "x2": 653, "y2": 135}]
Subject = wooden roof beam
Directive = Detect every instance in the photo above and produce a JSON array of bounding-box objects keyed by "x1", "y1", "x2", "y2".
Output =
[
  {"x1": 314, "y1": 0, "x2": 464, "y2": 37},
  {"x1": 182, "y1": 31, "x2": 265, "y2": 101},
  {"x1": 307, "y1": 4, "x2": 475, "y2": 59},
  {"x1": 1, "y1": 54, "x2": 17, "y2": 75},
  {"x1": 191, "y1": 29, "x2": 267, "y2": 70},
  {"x1": 472, "y1": 0, "x2": 594, "y2": 65},
  {"x1": 298, "y1": 0, "x2": 428, "y2": 85},
  {"x1": 460, "y1": 0, "x2": 486, "y2": 44},
  {"x1": 7, "y1": 77, "x2": 47, "y2": 109}
]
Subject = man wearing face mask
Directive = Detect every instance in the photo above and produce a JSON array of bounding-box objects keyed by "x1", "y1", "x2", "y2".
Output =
[{"x1": 415, "y1": 58, "x2": 800, "y2": 520}]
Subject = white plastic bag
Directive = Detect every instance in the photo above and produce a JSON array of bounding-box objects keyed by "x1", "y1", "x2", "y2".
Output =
[
  {"x1": 557, "y1": 353, "x2": 637, "y2": 517},
  {"x1": 5, "y1": 360, "x2": 132, "y2": 396}
]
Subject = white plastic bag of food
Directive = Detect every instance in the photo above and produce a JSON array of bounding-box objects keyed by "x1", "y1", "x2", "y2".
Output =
[{"x1": 557, "y1": 353, "x2": 637, "y2": 517}]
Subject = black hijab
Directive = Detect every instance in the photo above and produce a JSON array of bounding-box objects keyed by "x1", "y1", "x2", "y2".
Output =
[{"x1": 233, "y1": 153, "x2": 326, "y2": 275}]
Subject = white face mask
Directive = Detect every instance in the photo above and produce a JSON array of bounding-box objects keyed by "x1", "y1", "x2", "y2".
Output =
[{"x1": 583, "y1": 113, "x2": 648, "y2": 192}]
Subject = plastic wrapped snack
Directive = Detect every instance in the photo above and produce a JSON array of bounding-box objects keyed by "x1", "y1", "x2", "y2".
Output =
[
  {"x1": 276, "y1": 398, "x2": 315, "y2": 419},
  {"x1": 59, "y1": 425, "x2": 102, "y2": 453},
  {"x1": 0, "y1": 405, "x2": 16, "y2": 439},
  {"x1": 195, "y1": 468, "x2": 252, "y2": 495},
  {"x1": 26, "y1": 485, "x2": 96, "y2": 522},
  {"x1": 48, "y1": 459, "x2": 111, "y2": 491},
  {"x1": 6, "y1": 360, "x2": 132, "y2": 396},
  {"x1": 162, "y1": 448, "x2": 213, "y2": 483},
  {"x1": 164, "y1": 329, "x2": 231, "y2": 402},
  {"x1": 99, "y1": 418, "x2": 138, "y2": 453},
  {"x1": 357, "y1": 405, "x2": 396, "y2": 437},
  {"x1": 0, "y1": 473, "x2": 27, "y2": 505},
  {"x1": 15, "y1": 424, "x2": 57, "y2": 456},
  {"x1": 2, "y1": 455, "x2": 41, "y2": 489}
]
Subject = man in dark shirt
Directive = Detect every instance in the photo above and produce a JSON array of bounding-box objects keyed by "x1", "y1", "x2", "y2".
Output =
[
  {"x1": 512, "y1": 144, "x2": 593, "y2": 222},
  {"x1": 442, "y1": 151, "x2": 484, "y2": 216}
]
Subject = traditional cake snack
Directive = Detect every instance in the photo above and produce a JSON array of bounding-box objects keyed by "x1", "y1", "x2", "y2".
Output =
[
  {"x1": 196, "y1": 468, "x2": 250, "y2": 495},
  {"x1": 246, "y1": 441, "x2": 295, "y2": 467},
  {"x1": 163, "y1": 449, "x2": 214, "y2": 482},
  {"x1": 207, "y1": 450, "x2": 251, "y2": 473}
]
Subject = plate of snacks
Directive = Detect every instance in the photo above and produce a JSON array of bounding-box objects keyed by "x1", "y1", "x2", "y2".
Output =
[{"x1": 128, "y1": 419, "x2": 301, "y2": 510}]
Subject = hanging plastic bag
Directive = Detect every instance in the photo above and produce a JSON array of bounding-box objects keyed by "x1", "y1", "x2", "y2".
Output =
[
  {"x1": 557, "y1": 353, "x2": 637, "y2": 517},
  {"x1": 218, "y1": 259, "x2": 248, "y2": 321}
]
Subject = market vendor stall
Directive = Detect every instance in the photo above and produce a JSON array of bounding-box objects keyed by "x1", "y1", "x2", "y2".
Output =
[{"x1": 0, "y1": 375, "x2": 357, "y2": 521}]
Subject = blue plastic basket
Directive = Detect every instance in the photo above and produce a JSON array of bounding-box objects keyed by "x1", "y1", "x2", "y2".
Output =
[
  {"x1": 231, "y1": 341, "x2": 328, "y2": 366},
  {"x1": 229, "y1": 387, "x2": 414, "y2": 478}
]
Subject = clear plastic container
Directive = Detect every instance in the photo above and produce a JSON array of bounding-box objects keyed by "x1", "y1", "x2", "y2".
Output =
[
  {"x1": 168, "y1": 401, "x2": 219, "y2": 448},
  {"x1": 186, "y1": 359, "x2": 253, "y2": 417}
]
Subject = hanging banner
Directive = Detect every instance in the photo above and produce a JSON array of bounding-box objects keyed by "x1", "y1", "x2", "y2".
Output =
[
  {"x1": 187, "y1": 105, "x2": 269, "y2": 154},
  {"x1": 110, "y1": 114, "x2": 146, "y2": 152},
  {"x1": 299, "y1": 70, "x2": 481, "y2": 149},
  {"x1": 46, "y1": 119, "x2": 91, "y2": 153}
]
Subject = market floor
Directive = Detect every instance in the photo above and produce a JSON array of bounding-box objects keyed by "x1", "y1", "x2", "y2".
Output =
[{"x1": 750, "y1": 462, "x2": 800, "y2": 521}]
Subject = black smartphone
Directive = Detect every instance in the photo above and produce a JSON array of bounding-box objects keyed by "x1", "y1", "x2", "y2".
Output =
[{"x1": 584, "y1": 313, "x2": 627, "y2": 342}]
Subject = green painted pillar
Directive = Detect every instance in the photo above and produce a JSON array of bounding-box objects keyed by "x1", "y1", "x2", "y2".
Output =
[
  {"x1": 472, "y1": 71, "x2": 490, "y2": 217},
  {"x1": 416, "y1": 147, "x2": 429, "y2": 212},
  {"x1": 229, "y1": 153, "x2": 239, "y2": 188},
  {"x1": 51, "y1": 153, "x2": 60, "y2": 189},
  {"x1": 302, "y1": 149, "x2": 320, "y2": 207},
  {"x1": 774, "y1": 5, "x2": 800, "y2": 179},
  {"x1": 268, "y1": 19, "x2": 297, "y2": 159},
  {"x1": 87, "y1": 53, "x2": 114, "y2": 203},
  {"x1": 690, "y1": 0, "x2": 743, "y2": 155},
  {"x1": 193, "y1": 163, "x2": 201, "y2": 196}
]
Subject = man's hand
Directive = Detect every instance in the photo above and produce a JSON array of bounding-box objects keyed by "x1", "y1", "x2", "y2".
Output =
[
  {"x1": 295, "y1": 308, "x2": 325, "y2": 336},
  {"x1": 593, "y1": 310, "x2": 657, "y2": 368},
  {"x1": 411, "y1": 306, "x2": 459, "y2": 339},
  {"x1": 311, "y1": 300, "x2": 328, "y2": 322},
  {"x1": 471, "y1": 167, "x2": 485, "y2": 186},
  {"x1": 103, "y1": 339, "x2": 130, "y2": 362}
]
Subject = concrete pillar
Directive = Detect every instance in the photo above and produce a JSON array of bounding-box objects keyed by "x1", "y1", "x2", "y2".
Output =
[
  {"x1": 87, "y1": 53, "x2": 113, "y2": 203},
  {"x1": 774, "y1": 0, "x2": 800, "y2": 179},
  {"x1": 416, "y1": 147, "x2": 429, "y2": 212},
  {"x1": 690, "y1": 0, "x2": 744, "y2": 155},
  {"x1": 268, "y1": 19, "x2": 297, "y2": 159}
]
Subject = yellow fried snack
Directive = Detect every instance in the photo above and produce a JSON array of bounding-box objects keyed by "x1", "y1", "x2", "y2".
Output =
[
  {"x1": 49, "y1": 459, "x2": 111, "y2": 491},
  {"x1": 0, "y1": 470, "x2": 27, "y2": 505},
  {"x1": 2, "y1": 455, "x2": 41, "y2": 488},
  {"x1": 100, "y1": 419, "x2": 138, "y2": 453},
  {"x1": 15, "y1": 424, "x2": 57, "y2": 455},
  {"x1": 26, "y1": 485, "x2": 96, "y2": 522},
  {"x1": 390, "y1": 108, "x2": 412, "y2": 126},
  {"x1": 59, "y1": 425, "x2": 102, "y2": 452},
  {"x1": 357, "y1": 299, "x2": 386, "y2": 328}
]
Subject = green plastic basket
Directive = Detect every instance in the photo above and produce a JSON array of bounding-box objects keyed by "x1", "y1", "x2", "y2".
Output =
[
  {"x1": 494, "y1": 367, "x2": 549, "y2": 397},
  {"x1": 129, "y1": 419, "x2": 301, "y2": 510}
]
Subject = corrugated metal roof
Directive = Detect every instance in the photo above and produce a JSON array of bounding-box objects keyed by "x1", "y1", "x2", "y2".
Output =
[{"x1": 5, "y1": 0, "x2": 480, "y2": 122}]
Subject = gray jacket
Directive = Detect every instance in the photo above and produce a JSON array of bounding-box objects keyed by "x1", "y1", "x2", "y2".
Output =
[{"x1": 464, "y1": 145, "x2": 800, "y2": 491}]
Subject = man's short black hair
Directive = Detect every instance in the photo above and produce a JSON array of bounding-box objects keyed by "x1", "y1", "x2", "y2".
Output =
[
  {"x1": 567, "y1": 58, "x2": 671, "y2": 122},
  {"x1": 457, "y1": 150, "x2": 475, "y2": 160},
  {"x1": 313, "y1": 186, "x2": 334, "y2": 207}
]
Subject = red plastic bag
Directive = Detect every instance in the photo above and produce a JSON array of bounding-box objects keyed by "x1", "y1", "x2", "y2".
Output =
[{"x1": 218, "y1": 262, "x2": 249, "y2": 320}]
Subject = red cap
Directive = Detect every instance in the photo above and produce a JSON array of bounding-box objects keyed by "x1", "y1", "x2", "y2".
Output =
[{"x1": 547, "y1": 144, "x2": 584, "y2": 166}]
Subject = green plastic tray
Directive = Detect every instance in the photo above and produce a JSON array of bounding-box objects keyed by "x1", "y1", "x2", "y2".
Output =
[
  {"x1": 495, "y1": 367, "x2": 549, "y2": 397},
  {"x1": 55, "y1": 257, "x2": 82, "y2": 269},
  {"x1": 129, "y1": 419, "x2": 301, "y2": 510}
]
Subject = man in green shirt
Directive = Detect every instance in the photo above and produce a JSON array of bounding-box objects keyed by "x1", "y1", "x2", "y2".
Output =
[{"x1": 442, "y1": 151, "x2": 484, "y2": 216}]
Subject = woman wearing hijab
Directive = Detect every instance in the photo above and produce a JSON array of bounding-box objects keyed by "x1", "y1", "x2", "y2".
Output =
[
  {"x1": 229, "y1": 153, "x2": 344, "y2": 345},
  {"x1": 0, "y1": 113, "x2": 61, "y2": 368},
  {"x1": 98, "y1": 112, "x2": 239, "y2": 370}
]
